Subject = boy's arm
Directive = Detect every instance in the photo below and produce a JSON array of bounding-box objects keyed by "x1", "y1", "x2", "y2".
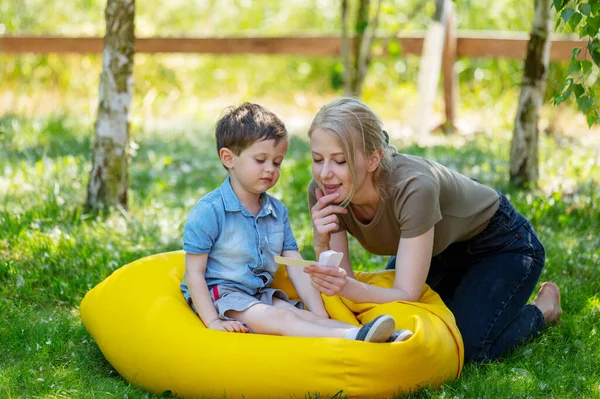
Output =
[
  {"x1": 185, "y1": 253, "x2": 220, "y2": 326},
  {"x1": 185, "y1": 253, "x2": 247, "y2": 332},
  {"x1": 280, "y1": 249, "x2": 329, "y2": 318}
]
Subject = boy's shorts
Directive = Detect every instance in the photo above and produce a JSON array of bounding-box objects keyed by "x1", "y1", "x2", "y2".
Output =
[{"x1": 186, "y1": 284, "x2": 304, "y2": 322}]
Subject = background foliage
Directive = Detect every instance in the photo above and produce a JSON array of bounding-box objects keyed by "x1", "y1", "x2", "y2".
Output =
[{"x1": 553, "y1": 0, "x2": 600, "y2": 126}]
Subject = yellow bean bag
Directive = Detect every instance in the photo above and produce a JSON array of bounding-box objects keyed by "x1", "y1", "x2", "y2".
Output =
[{"x1": 80, "y1": 251, "x2": 463, "y2": 398}]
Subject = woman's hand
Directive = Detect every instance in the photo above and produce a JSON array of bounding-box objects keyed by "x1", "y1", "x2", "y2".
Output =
[
  {"x1": 207, "y1": 319, "x2": 248, "y2": 333},
  {"x1": 304, "y1": 265, "x2": 348, "y2": 296},
  {"x1": 310, "y1": 188, "x2": 347, "y2": 250}
]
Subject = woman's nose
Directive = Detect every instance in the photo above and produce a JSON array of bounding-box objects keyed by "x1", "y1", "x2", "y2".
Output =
[{"x1": 320, "y1": 162, "x2": 332, "y2": 179}]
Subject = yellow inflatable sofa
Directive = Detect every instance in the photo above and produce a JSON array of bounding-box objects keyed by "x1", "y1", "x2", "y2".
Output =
[{"x1": 80, "y1": 251, "x2": 463, "y2": 398}]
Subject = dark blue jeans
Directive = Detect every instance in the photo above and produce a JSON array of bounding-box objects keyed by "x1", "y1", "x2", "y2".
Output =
[{"x1": 386, "y1": 193, "x2": 546, "y2": 362}]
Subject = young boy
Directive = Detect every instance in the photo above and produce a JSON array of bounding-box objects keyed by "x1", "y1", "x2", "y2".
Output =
[{"x1": 180, "y1": 102, "x2": 401, "y2": 342}]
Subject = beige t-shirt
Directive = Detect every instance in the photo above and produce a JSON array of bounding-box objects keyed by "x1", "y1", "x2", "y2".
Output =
[{"x1": 307, "y1": 153, "x2": 500, "y2": 256}]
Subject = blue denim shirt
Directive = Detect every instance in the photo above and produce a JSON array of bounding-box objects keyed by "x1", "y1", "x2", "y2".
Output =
[{"x1": 181, "y1": 176, "x2": 298, "y2": 298}]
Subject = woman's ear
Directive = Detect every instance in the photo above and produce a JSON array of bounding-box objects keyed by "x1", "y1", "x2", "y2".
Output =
[
  {"x1": 219, "y1": 148, "x2": 235, "y2": 169},
  {"x1": 367, "y1": 149, "x2": 383, "y2": 172}
]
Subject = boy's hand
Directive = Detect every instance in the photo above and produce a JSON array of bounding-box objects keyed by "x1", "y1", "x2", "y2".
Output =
[{"x1": 207, "y1": 319, "x2": 249, "y2": 333}]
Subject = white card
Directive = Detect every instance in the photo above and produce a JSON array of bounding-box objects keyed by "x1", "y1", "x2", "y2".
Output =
[{"x1": 318, "y1": 250, "x2": 344, "y2": 267}]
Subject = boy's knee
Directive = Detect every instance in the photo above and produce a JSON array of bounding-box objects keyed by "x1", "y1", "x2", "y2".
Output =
[{"x1": 242, "y1": 306, "x2": 298, "y2": 335}]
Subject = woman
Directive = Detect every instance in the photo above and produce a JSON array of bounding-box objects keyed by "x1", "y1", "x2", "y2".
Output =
[{"x1": 304, "y1": 97, "x2": 561, "y2": 362}]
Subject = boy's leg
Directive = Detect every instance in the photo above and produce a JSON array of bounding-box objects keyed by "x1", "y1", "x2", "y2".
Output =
[
  {"x1": 271, "y1": 298, "x2": 355, "y2": 329},
  {"x1": 228, "y1": 301, "x2": 394, "y2": 342},
  {"x1": 227, "y1": 302, "x2": 349, "y2": 338}
]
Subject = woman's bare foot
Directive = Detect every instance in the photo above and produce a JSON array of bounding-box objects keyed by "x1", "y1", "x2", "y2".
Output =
[{"x1": 532, "y1": 282, "x2": 562, "y2": 326}]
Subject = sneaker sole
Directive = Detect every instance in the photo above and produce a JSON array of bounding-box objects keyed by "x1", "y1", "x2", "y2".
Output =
[
  {"x1": 392, "y1": 330, "x2": 414, "y2": 342},
  {"x1": 364, "y1": 315, "x2": 395, "y2": 343}
]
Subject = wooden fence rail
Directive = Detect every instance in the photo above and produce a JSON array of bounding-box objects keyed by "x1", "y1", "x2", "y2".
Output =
[
  {"x1": 1, "y1": 32, "x2": 588, "y2": 131},
  {"x1": 0, "y1": 34, "x2": 588, "y2": 61}
]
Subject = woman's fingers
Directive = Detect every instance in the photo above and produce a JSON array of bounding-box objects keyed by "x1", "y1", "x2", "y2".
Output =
[
  {"x1": 315, "y1": 188, "x2": 324, "y2": 200},
  {"x1": 305, "y1": 266, "x2": 347, "y2": 296},
  {"x1": 313, "y1": 215, "x2": 339, "y2": 234},
  {"x1": 311, "y1": 277, "x2": 342, "y2": 296},
  {"x1": 313, "y1": 191, "x2": 345, "y2": 212},
  {"x1": 312, "y1": 205, "x2": 347, "y2": 222}
]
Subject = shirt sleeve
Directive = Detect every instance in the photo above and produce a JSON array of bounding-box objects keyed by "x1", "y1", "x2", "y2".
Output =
[
  {"x1": 183, "y1": 201, "x2": 220, "y2": 254},
  {"x1": 281, "y1": 205, "x2": 299, "y2": 251},
  {"x1": 396, "y1": 176, "x2": 442, "y2": 238}
]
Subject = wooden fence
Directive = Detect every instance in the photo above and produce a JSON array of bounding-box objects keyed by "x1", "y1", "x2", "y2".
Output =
[
  {"x1": 0, "y1": 32, "x2": 588, "y2": 130},
  {"x1": 0, "y1": 33, "x2": 587, "y2": 60}
]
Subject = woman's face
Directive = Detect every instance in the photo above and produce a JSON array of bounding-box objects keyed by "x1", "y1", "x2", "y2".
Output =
[{"x1": 310, "y1": 127, "x2": 370, "y2": 204}]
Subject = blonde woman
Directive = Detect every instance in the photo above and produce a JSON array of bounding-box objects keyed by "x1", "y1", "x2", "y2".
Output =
[{"x1": 304, "y1": 97, "x2": 562, "y2": 362}]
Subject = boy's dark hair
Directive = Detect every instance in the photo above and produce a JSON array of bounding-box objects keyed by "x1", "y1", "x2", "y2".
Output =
[{"x1": 216, "y1": 103, "x2": 288, "y2": 157}]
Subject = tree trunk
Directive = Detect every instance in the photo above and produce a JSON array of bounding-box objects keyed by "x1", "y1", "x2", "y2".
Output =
[
  {"x1": 341, "y1": 0, "x2": 353, "y2": 95},
  {"x1": 341, "y1": 0, "x2": 381, "y2": 97},
  {"x1": 353, "y1": 0, "x2": 381, "y2": 96},
  {"x1": 509, "y1": 0, "x2": 553, "y2": 188},
  {"x1": 413, "y1": 0, "x2": 447, "y2": 136},
  {"x1": 86, "y1": 0, "x2": 135, "y2": 211}
]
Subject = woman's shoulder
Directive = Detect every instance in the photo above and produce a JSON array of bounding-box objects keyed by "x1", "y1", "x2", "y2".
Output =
[{"x1": 388, "y1": 154, "x2": 440, "y2": 188}]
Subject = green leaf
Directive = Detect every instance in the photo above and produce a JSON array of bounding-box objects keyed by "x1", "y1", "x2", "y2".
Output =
[
  {"x1": 572, "y1": 47, "x2": 582, "y2": 58},
  {"x1": 573, "y1": 83, "x2": 585, "y2": 97},
  {"x1": 588, "y1": 39, "x2": 600, "y2": 66},
  {"x1": 587, "y1": 15, "x2": 600, "y2": 36},
  {"x1": 553, "y1": 0, "x2": 568, "y2": 12},
  {"x1": 585, "y1": 109, "x2": 599, "y2": 127},
  {"x1": 581, "y1": 60, "x2": 593, "y2": 74},
  {"x1": 579, "y1": 3, "x2": 591, "y2": 16},
  {"x1": 561, "y1": 7, "x2": 576, "y2": 23},
  {"x1": 554, "y1": 89, "x2": 573, "y2": 105},
  {"x1": 568, "y1": 59, "x2": 582, "y2": 74},
  {"x1": 568, "y1": 12, "x2": 583, "y2": 31},
  {"x1": 577, "y1": 94, "x2": 594, "y2": 113}
]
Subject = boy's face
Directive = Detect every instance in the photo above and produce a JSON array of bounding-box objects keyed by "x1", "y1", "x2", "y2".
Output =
[{"x1": 225, "y1": 138, "x2": 289, "y2": 196}]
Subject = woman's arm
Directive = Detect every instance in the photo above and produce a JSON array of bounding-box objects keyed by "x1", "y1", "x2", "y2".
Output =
[
  {"x1": 306, "y1": 227, "x2": 435, "y2": 303},
  {"x1": 282, "y1": 249, "x2": 329, "y2": 318}
]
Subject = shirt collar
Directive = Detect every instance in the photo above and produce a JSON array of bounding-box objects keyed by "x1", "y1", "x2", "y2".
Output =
[{"x1": 220, "y1": 176, "x2": 278, "y2": 219}]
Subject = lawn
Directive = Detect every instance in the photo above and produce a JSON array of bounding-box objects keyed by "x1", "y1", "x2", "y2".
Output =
[{"x1": 1, "y1": 110, "x2": 599, "y2": 398}]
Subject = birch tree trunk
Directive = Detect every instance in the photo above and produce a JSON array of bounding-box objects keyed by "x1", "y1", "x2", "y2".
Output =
[
  {"x1": 341, "y1": 0, "x2": 382, "y2": 97},
  {"x1": 509, "y1": 0, "x2": 553, "y2": 188},
  {"x1": 86, "y1": 0, "x2": 135, "y2": 211}
]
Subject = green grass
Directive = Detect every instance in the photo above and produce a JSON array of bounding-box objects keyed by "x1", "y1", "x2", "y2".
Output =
[{"x1": 1, "y1": 112, "x2": 599, "y2": 399}]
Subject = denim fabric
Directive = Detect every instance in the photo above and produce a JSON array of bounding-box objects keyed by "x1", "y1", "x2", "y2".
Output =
[
  {"x1": 181, "y1": 176, "x2": 298, "y2": 299},
  {"x1": 387, "y1": 192, "x2": 546, "y2": 362}
]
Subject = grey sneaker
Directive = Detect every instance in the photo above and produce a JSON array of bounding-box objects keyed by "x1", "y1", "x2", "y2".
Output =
[
  {"x1": 355, "y1": 315, "x2": 395, "y2": 343},
  {"x1": 387, "y1": 329, "x2": 414, "y2": 342}
]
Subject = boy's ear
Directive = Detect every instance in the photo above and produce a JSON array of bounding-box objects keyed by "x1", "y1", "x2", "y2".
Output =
[
  {"x1": 367, "y1": 149, "x2": 383, "y2": 172},
  {"x1": 219, "y1": 147, "x2": 235, "y2": 169}
]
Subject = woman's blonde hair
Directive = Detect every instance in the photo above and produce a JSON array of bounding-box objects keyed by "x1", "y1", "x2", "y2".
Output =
[{"x1": 308, "y1": 97, "x2": 397, "y2": 206}]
